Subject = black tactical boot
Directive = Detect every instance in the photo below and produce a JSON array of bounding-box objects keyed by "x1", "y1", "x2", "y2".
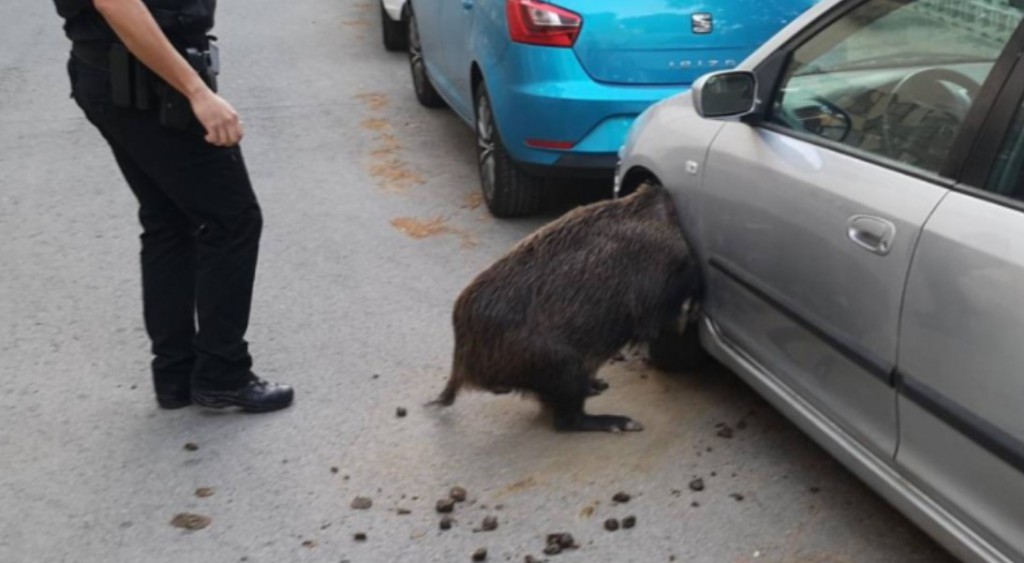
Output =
[
  {"x1": 192, "y1": 374, "x2": 294, "y2": 413},
  {"x1": 155, "y1": 376, "x2": 193, "y2": 410},
  {"x1": 156, "y1": 386, "x2": 193, "y2": 409}
]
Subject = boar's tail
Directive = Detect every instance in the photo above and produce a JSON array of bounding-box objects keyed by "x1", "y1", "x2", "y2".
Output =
[{"x1": 428, "y1": 369, "x2": 463, "y2": 407}]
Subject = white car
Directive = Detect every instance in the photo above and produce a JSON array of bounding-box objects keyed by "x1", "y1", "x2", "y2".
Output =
[{"x1": 380, "y1": 0, "x2": 407, "y2": 51}]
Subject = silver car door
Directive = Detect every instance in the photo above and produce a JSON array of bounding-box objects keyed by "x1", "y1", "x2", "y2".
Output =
[
  {"x1": 896, "y1": 66, "x2": 1024, "y2": 561},
  {"x1": 700, "y1": 0, "x2": 1023, "y2": 459}
]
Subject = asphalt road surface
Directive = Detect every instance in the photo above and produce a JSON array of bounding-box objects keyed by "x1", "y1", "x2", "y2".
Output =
[{"x1": 0, "y1": 1, "x2": 959, "y2": 562}]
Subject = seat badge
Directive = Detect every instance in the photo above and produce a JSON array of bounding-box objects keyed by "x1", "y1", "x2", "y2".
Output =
[{"x1": 692, "y1": 13, "x2": 713, "y2": 34}]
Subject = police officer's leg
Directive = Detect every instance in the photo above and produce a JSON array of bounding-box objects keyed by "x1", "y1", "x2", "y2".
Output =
[
  {"x1": 107, "y1": 143, "x2": 199, "y2": 407},
  {"x1": 69, "y1": 56, "x2": 198, "y2": 409}
]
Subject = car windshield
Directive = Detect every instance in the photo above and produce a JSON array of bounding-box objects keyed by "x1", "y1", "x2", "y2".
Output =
[
  {"x1": 787, "y1": 0, "x2": 1018, "y2": 78},
  {"x1": 797, "y1": 52, "x2": 997, "y2": 75}
]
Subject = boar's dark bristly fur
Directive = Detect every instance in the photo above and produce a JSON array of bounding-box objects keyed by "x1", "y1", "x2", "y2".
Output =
[{"x1": 432, "y1": 182, "x2": 697, "y2": 432}]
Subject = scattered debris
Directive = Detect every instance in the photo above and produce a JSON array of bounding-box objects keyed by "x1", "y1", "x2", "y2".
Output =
[
  {"x1": 450, "y1": 486, "x2": 468, "y2": 502},
  {"x1": 809, "y1": 487, "x2": 821, "y2": 494},
  {"x1": 398, "y1": 508, "x2": 412, "y2": 515},
  {"x1": 689, "y1": 478, "x2": 705, "y2": 492},
  {"x1": 437, "y1": 498, "x2": 456, "y2": 513},
  {"x1": 472, "y1": 547, "x2": 488, "y2": 561},
  {"x1": 543, "y1": 532, "x2": 578, "y2": 555},
  {"x1": 717, "y1": 426, "x2": 734, "y2": 439},
  {"x1": 730, "y1": 493, "x2": 745, "y2": 502},
  {"x1": 604, "y1": 518, "x2": 620, "y2": 532},
  {"x1": 301, "y1": 539, "x2": 316, "y2": 548},
  {"x1": 183, "y1": 443, "x2": 199, "y2": 452},
  {"x1": 525, "y1": 556, "x2": 541, "y2": 563},
  {"x1": 622, "y1": 516, "x2": 636, "y2": 529},
  {"x1": 351, "y1": 497, "x2": 373, "y2": 510},
  {"x1": 544, "y1": 544, "x2": 563, "y2": 556},
  {"x1": 372, "y1": 374, "x2": 380, "y2": 379},
  {"x1": 711, "y1": 471, "x2": 717, "y2": 477},
  {"x1": 480, "y1": 516, "x2": 499, "y2": 532},
  {"x1": 440, "y1": 515, "x2": 454, "y2": 530},
  {"x1": 195, "y1": 488, "x2": 214, "y2": 498},
  {"x1": 170, "y1": 513, "x2": 210, "y2": 530},
  {"x1": 691, "y1": 502, "x2": 700, "y2": 507},
  {"x1": 612, "y1": 492, "x2": 631, "y2": 503},
  {"x1": 354, "y1": 532, "x2": 368, "y2": 542},
  {"x1": 396, "y1": 407, "x2": 407, "y2": 418},
  {"x1": 330, "y1": 466, "x2": 339, "y2": 474}
]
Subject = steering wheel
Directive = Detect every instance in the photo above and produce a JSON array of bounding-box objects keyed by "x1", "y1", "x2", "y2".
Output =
[{"x1": 879, "y1": 67, "x2": 981, "y2": 163}]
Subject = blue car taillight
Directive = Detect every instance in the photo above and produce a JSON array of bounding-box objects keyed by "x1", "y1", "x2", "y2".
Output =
[{"x1": 506, "y1": 0, "x2": 582, "y2": 48}]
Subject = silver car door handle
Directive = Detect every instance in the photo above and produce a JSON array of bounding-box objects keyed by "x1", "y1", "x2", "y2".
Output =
[{"x1": 846, "y1": 215, "x2": 896, "y2": 256}]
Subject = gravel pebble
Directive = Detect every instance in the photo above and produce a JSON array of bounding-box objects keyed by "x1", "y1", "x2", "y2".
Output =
[
  {"x1": 450, "y1": 486, "x2": 468, "y2": 502},
  {"x1": 472, "y1": 548, "x2": 488, "y2": 561},
  {"x1": 543, "y1": 543, "x2": 562, "y2": 555},
  {"x1": 170, "y1": 513, "x2": 210, "y2": 530},
  {"x1": 351, "y1": 497, "x2": 373, "y2": 510}
]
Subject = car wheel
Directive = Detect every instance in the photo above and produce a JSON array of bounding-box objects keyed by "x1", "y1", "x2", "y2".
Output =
[
  {"x1": 407, "y1": 6, "x2": 445, "y2": 108},
  {"x1": 647, "y1": 301, "x2": 710, "y2": 373},
  {"x1": 643, "y1": 180, "x2": 710, "y2": 372},
  {"x1": 475, "y1": 83, "x2": 543, "y2": 218},
  {"x1": 381, "y1": 1, "x2": 408, "y2": 51}
]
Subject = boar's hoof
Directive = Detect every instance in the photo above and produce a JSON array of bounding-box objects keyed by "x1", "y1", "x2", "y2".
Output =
[{"x1": 556, "y1": 414, "x2": 644, "y2": 433}]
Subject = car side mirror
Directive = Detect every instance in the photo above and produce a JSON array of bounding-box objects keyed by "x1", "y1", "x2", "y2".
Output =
[{"x1": 693, "y1": 71, "x2": 757, "y2": 119}]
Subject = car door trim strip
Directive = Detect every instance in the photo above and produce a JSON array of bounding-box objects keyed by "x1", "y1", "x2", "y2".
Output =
[
  {"x1": 708, "y1": 256, "x2": 893, "y2": 386},
  {"x1": 898, "y1": 372, "x2": 1024, "y2": 475}
]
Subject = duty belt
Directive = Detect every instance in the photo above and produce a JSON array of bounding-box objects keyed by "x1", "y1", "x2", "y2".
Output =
[{"x1": 71, "y1": 36, "x2": 212, "y2": 71}]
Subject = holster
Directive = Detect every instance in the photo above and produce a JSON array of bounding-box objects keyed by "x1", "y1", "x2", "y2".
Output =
[{"x1": 105, "y1": 39, "x2": 220, "y2": 132}]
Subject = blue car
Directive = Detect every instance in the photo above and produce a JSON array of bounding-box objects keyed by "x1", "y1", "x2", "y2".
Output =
[{"x1": 408, "y1": 0, "x2": 816, "y2": 216}]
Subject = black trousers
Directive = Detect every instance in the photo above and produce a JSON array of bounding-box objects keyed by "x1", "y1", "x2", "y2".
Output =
[{"x1": 68, "y1": 54, "x2": 260, "y2": 391}]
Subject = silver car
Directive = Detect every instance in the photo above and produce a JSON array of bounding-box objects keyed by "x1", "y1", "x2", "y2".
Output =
[{"x1": 616, "y1": 0, "x2": 1024, "y2": 561}]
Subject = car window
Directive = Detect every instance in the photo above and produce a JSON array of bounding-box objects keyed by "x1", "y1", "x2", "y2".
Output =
[
  {"x1": 986, "y1": 98, "x2": 1024, "y2": 201},
  {"x1": 769, "y1": 0, "x2": 1024, "y2": 175}
]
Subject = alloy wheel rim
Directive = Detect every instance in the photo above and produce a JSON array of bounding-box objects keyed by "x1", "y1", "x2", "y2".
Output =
[
  {"x1": 409, "y1": 16, "x2": 426, "y2": 94},
  {"x1": 477, "y1": 95, "x2": 496, "y2": 201}
]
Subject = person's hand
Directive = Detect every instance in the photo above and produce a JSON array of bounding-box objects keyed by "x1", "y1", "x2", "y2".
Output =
[{"x1": 189, "y1": 88, "x2": 243, "y2": 146}]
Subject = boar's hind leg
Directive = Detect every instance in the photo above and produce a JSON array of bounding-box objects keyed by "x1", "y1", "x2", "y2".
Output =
[
  {"x1": 541, "y1": 367, "x2": 642, "y2": 433},
  {"x1": 587, "y1": 377, "x2": 609, "y2": 397}
]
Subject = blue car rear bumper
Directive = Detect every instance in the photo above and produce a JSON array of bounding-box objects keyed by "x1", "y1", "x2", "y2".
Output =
[{"x1": 485, "y1": 44, "x2": 689, "y2": 176}]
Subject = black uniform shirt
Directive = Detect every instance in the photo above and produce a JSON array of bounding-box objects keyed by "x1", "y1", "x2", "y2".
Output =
[{"x1": 54, "y1": 0, "x2": 217, "y2": 43}]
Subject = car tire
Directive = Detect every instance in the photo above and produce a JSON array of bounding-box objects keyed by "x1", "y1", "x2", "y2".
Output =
[
  {"x1": 474, "y1": 83, "x2": 544, "y2": 218},
  {"x1": 381, "y1": 2, "x2": 408, "y2": 52},
  {"x1": 641, "y1": 180, "x2": 710, "y2": 373},
  {"x1": 407, "y1": 6, "x2": 445, "y2": 108},
  {"x1": 647, "y1": 307, "x2": 710, "y2": 373}
]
